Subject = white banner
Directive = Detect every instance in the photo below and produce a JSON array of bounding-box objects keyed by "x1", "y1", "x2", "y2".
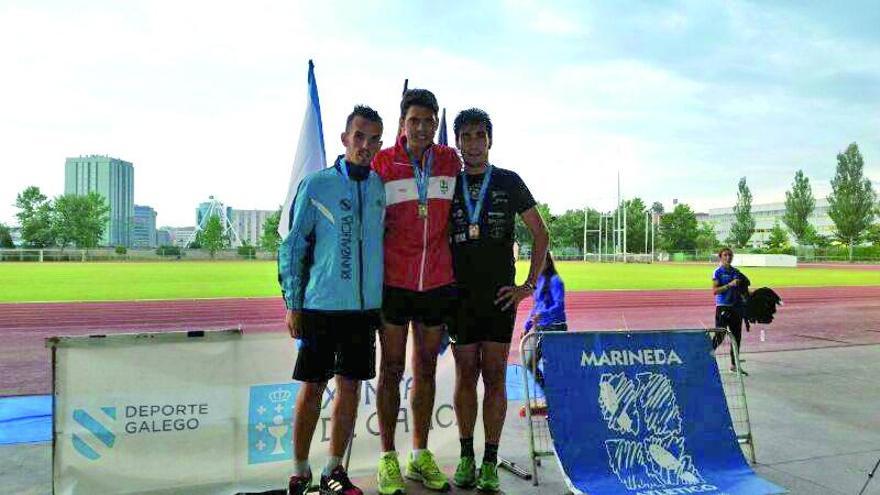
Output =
[{"x1": 52, "y1": 330, "x2": 483, "y2": 495}]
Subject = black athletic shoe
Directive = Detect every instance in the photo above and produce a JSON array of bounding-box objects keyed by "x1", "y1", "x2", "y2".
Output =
[
  {"x1": 320, "y1": 466, "x2": 363, "y2": 495},
  {"x1": 287, "y1": 471, "x2": 313, "y2": 495},
  {"x1": 729, "y1": 366, "x2": 749, "y2": 376}
]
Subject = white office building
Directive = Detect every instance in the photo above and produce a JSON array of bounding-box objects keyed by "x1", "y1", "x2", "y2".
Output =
[
  {"x1": 163, "y1": 226, "x2": 197, "y2": 248},
  {"x1": 707, "y1": 198, "x2": 833, "y2": 247},
  {"x1": 231, "y1": 209, "x2": 276, "y2": 247}
]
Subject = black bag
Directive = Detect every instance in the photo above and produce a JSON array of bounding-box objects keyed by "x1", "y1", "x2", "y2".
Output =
[{"x1": 745, "y1": 287, "x2": 783, "y2": 325}]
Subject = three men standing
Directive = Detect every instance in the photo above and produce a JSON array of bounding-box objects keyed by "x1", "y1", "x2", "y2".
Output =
[{"x1": 279, "y1": 94, "x2": 549, "y2": 495}]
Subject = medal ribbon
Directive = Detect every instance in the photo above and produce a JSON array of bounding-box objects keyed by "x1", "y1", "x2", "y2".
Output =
[
  {"x1": 461, "y1": 165, "x2": 494, "y2": 227},
  {"x1": 407, "y1": 148, "x2": 434, "y2": 210}
]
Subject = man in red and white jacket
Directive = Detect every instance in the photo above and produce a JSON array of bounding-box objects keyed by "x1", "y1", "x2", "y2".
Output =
[{"x1": 371, "y1": 88, "x2": 461, "y2": 494}]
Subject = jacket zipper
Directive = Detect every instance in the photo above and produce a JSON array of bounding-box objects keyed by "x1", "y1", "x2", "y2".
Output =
[
  {"x1": 357, "y1": 181, "x2": 365, "y2": 310},
  {"x1": 418, "y1": 201, "x2": 428, "y2": 291}
]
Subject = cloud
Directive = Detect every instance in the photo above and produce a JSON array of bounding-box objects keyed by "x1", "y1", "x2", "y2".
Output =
[
  {"x1": 502, "y1": 0, "x2": 588, "y2": 37},
  {"x1": 531, "y1": 9, "x2": 586, "y2": 36},
  {"x1": 0, "y1": 0, "x2": 877, "y2": 227}
]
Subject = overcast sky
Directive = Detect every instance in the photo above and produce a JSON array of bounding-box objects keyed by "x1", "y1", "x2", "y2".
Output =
[{"x1": 1, "y1": 0, "x2": 878, "y2": 227}]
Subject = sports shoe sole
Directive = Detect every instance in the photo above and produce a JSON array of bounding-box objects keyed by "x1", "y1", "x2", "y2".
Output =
[
  {"x1": 405, "y1": 471, "x2": 450, "y2": 492},
  {"x1": 377, "y1": 487, "x2": 406, "y2": 495},
  {"x1": 287, "y1": 480, "x2": 314, "y2": 495}
]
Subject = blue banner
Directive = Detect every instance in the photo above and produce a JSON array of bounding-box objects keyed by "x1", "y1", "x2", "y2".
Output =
[{"x1": 541, "y1": 331, "x2": 785, "y2": 495}]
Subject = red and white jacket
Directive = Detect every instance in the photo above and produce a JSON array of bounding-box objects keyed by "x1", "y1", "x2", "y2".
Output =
[{"x1": 371, "y1": 136, "x2": 461, "y2": 292}]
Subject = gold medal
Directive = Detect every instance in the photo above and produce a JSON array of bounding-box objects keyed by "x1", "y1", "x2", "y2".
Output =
[
  {"x1": 469, "y1": 224, "x2": 480, "y2": 239},
  {"x1": 418, "y1": 203, "x2": 428, "y2": 218}
]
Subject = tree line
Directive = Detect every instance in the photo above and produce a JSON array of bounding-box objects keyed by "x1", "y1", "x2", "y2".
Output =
[
  {"x1": 725, "y1": 142, "x2": 877, "y2": 259},
  {"x1": 513, "y1": 198, "x2": 720, "y2": 255},
  {"x1": 2, "y1": 182, "x2": 286, "y2": 256},
  {"x1": 183, "y1": 210, "x2": 283, "y2": 258},
  {"x1": 516, "y1": 142, "x2": 878, "y2": 260},
  {"x1": 5, "y1": 143, "x2": 874, "y2": 260},
  {"x1": 5, "y1": 186, "x2": 110, "y2": 249}
]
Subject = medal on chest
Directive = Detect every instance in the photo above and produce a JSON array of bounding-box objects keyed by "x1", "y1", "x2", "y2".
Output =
[
  {"x1": 407, "y1": 148, "x2": 433, "y2": 222},
  {"x1": 461, "y1": 165, "x2": 494, "y2": 241}
]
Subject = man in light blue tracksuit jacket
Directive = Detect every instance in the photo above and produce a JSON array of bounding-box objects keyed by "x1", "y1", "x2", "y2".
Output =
[{"x1": 278, "y1": 105, "x2": 385, "y2": 495}]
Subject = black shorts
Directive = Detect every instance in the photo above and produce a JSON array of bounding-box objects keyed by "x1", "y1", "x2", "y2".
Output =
[
  {"x1": 381, "y1": 285, "x2": 458, "y2": 327},
  {"x1": 292, "y1": 310, "x2": 380, "y2": 383},
  {"x1": 713, "y1": 306, "x2": 743, "y2": 350},
  {"x1": 448, "y1": 288, "x2": 516, "y2": 345}
]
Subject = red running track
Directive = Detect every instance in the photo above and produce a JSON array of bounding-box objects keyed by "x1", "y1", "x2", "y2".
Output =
[{"x1": 3, "y1": 286, "x2": 880, "y2": 396}]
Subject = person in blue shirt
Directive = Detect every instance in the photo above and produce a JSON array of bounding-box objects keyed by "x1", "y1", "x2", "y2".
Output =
[
  {"x1": 525, "y1": 252, "x2": 567, "y2": 334},
  {"x1": 278, "y1": 105, "x2": 386, "y2": 495},
  {"x1": 711, "y1": 247, "x2": 749, "y2": 375},
  {"x1": 523, "y1": 252, "x2": 567, "y2": 387}
]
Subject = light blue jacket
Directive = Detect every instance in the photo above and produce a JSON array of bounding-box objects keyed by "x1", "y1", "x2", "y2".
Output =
[{"x1": 278, "y1": 158, "x2": 385, "y2": 311}]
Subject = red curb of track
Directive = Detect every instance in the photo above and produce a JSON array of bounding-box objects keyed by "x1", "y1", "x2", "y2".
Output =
[{"x1": 2, "y1": 286, "x2": 880, "y2": 396}]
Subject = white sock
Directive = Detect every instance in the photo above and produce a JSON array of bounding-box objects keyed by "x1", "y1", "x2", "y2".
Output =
[
  {"x1": 293, "y1": 459, "x2": 310, "y2": 477},
  {"x1": 323, "y1": 456, "x2": 342, "y2": 476},
  {"x1": 412, "y1": 448, "x2": 426, "y2": 459}
]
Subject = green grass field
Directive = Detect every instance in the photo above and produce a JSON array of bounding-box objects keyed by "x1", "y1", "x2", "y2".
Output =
[{"x1": 0, "y1": 261, "x2": 878, "y2": 303}]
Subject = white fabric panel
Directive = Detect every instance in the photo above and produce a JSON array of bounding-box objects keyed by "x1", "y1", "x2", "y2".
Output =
[
  {"x1": 384, "y1": 176, "x2": 457, "y2": 207},
  {"x1": 53, "y1": 332, "x2": 481, "y2": 494}
]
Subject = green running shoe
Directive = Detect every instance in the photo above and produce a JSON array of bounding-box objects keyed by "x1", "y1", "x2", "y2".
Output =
[
  {"x1": 377, "y1": 452, "x2": 406, "y2": 495},
  {"x1": 476, "y1": 461, "x2": 500, "y2": 492},
  {"x1": 453, "y1": 456, "x2": 477, "y2": 488},
  {"x1": 405, "y1": 450, "x2": 450, "y2": 491}
]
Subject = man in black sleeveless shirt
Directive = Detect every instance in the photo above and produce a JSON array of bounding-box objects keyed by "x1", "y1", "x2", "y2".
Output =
[{"x1": 447, "y1": 108, "x2": 550, "y2": 492}]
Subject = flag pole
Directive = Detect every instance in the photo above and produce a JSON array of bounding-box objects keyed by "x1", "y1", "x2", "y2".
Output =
[
  {"x1": 277, "y1": 59, "x2": 327, "y2": 238},
  {"x1": 397, "y1": 79, "x2": 409, "y2": 137}
]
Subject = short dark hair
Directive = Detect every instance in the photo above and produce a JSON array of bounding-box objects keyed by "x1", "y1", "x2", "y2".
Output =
[
  {"x1": 400, "y1": 89, "x2": 439, "y2": 118},
  {"x1": 718, "y1": 247, "x2": 733, "y2": 257},
  {"x1": 453, "y1": 108, "x2": 493, "y2": 144},
  {"x1": 345, "y1": 105, "x2": 383, "y2": 132}
]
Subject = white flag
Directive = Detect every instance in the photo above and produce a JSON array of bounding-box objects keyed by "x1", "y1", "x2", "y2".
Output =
[{"x1": 278, "y1": 60, "x2": 327, "y2": 238}]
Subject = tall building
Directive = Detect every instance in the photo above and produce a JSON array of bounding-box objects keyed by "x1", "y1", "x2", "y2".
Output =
[
  {"x1": 64, "y1": 155, "x2": 134, "y2": 246},
  {"x1": 231, "y1": 209, "x2": 276, "y2": 247},
  {"x1": 165, "y1": 226, "x2": 197, "y2": 248},
  {"x1": 132, "y1": 205, "x2": 158, "y2": 248},
  {"x1": 707, "y1": 198, "x2": 834, "y2": 247},
  {"x1": 157, "y1": 228, "x2": 173, "y2": 247}
]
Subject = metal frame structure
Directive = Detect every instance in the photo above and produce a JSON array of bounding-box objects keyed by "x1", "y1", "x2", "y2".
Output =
[
  {"x1": 516, "y1": 327, "x2": 756, "y2": 487},
  {"x1": 582, "y1": 209, "x2": 600, "y2": 262},
  {"x1": 185, "y1": 195, "x2": 241, "y2": 248}
]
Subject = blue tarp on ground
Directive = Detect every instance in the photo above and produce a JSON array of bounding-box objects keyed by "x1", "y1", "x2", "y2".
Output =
[
  {"x1": 505, "y1": 363, "x2": 544, "y2": 401},
  {"x1": 541, "y1": 331, "x2": 786, "y2": 495},
  {"x1": 0, "y1": 395, "x2": 52, "y2": 445}
]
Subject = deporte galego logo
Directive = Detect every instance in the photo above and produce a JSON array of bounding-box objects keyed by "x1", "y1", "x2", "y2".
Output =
[
  {"x1": 71, "y1": 407, "x2": 117, "y2": 461},
  {"x1": 70, "y1": 401, "x2": 211, "y2": 461}
]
